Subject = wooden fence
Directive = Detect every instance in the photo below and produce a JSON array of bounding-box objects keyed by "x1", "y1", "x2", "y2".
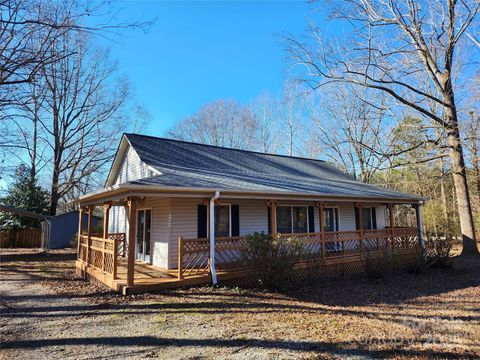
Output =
[
  {"x1": 0, "y1": 228, "x2": 42, "y2": 248},
  {"x1": 178, "y1": 227, "x2": 420, "y2": 279}
]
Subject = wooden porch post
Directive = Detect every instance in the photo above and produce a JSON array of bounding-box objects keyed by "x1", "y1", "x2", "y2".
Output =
[
  {"x1": 388, "y1": 204, "x2": 395, "y2": 234},
  {"x1": 414, "y1": 204, "x2": 424, "y2": 249},
  {"x1": 266, "y1": 200, "x2": 278, "y2": 238},
  {"x1": 103, "y1": 202, "x2": 111, "y2": 239},
  {"x1": 356, "y1": 203, "x2": 364, "y2": 254},
  {"x1": 178, "y1": 237, "x2": 184, "y2": 279},
  {"x1": 315, "y1": 201, "x2": 325, "y2": 259},
  {"x1": 127, "y1": 198, "x2": 137, "y2": 286},
  {"x1": 103, "y1": 202, "x2": 111, "y2": 273},
  {"x1": 388, "y1": 204, "x2": 395, "y2": 250},
  {"x1": 77, "y1": 207, "x2": 84, "y2": 260},
  {"x1": 86, "y1": 206, "x2": 94, "y2": 265}
]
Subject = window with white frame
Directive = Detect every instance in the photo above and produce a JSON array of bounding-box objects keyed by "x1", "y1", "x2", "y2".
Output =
[{"x1": 276, "y1": 206, "x2": 308, "y2": 234}]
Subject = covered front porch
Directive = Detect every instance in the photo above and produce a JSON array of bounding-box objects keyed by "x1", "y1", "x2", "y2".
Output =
[{"x1": 75, "y1": 195, "x2": 423, "y2": 295}]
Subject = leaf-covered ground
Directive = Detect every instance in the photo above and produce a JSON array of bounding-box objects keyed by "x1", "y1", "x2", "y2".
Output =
[{"x1": 0, "y1": 248, "x2": 479, "y2": 359}]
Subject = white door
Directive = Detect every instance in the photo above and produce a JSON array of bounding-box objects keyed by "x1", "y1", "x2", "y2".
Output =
[{"x1": 136, "y1": 209, "x2": 151, "y2": 263}]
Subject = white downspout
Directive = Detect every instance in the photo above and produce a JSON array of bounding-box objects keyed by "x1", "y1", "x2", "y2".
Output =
[{"x1": 209, "y1": 191, "x2": 220, "y2": 285}]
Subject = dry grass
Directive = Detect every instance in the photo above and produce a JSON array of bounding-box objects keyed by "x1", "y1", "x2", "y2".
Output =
[{"x1": 0, "y1": 247, "x2": 479, "y2": 359}]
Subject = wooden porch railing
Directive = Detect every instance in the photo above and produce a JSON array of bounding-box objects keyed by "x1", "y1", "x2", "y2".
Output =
[
  {"x1": 78, "y1": 232, "x2": 126, "y2": 279},
  {"x1": 177, "y1": 227, "x2": 420, "y2": 279}
]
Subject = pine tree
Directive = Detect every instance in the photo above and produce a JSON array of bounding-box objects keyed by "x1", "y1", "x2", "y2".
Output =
[{"x1": 0, "y1": 165, "x2": 49, "y2": 229}]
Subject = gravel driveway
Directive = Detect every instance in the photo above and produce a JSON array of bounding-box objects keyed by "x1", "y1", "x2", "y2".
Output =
[{"x1": 1, "y1": 248, "x2": 479, "y2": 359}]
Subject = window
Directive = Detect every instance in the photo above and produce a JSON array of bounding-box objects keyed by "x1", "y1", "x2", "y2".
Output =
[
  {"x1": 293, "y1": 207, "x2": 308, "y2": 233},
  {"x1": 323, "y1": 208, "x2": 339, "y2": 231},
  {"x1": 361, "y1": 207, "x2": 375, "y2": 230},
  {"x1": 276, "y1": 207, "x2": 292, "y2": 233},
  {"x1": 276, "y1": 206, "x2": 308, "y2": 234},
  {"x1": 214, "y1": 205, "x2": 231, "y2": 237}
]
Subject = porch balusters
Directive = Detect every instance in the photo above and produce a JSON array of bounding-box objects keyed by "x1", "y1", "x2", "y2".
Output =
[{"x1": 86, "y1": 205, "x2": 94, "y2": 265}]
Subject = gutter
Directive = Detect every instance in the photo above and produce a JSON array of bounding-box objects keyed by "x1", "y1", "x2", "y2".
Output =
[
  {"x1": 76, "y1": 183, "x2": 424, "y2": 204},
  {"x1": 209, "y1": 191, "x2": 220, "y2": 285}
]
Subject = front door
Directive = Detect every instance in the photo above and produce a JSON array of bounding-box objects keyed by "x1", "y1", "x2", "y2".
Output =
[{"x1": 136, "y1": 209, "x2": 151, "y2": 263}]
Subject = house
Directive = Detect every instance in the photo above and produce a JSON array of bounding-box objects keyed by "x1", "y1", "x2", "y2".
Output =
[{"x1": 76, "y1": 133, "x2": 423, "y2": 294}]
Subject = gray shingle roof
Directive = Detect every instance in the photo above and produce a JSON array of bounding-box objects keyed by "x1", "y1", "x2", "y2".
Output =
[{"x1": 123, "y1": 133, "x2": 420, "y2": 201}]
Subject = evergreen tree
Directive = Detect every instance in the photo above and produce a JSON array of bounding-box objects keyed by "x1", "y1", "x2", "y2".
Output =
[{"x1": 0, "y1": 165, "x2": 49, "y2": 229}]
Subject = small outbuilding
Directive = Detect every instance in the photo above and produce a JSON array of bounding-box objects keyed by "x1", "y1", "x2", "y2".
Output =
[
  {"x1": 49, "y1": 211, "x2": 99, "y2": 249},
  {"x1": 0, "y1": 206, "x2": 99, "y2": 249}
]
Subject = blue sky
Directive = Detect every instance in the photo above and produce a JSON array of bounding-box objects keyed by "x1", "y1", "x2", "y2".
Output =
[
  {"x1": 103, "y1": 1, "x2": 330, "y2": 135},
  {"x1": 0, "y1": 1, "x2": 334, "y2": 193}
]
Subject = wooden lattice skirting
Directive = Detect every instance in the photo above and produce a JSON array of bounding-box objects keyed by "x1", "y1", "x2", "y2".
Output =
[{"x1": 220, "y1": 249, "x2": 422, "y2": 288}]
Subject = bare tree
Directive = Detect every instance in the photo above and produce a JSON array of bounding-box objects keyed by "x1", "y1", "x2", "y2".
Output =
[
  {"x1": 250, "y1": 92, "x2": 281, "y2": 153},
  {"x1": 0, "y1": 0, "x2": 150, "y2": 92},
  {"x1": 307, "y1": 84, "x2": 394, "y2": 182},
  {"x1": 288, "y1": 0, "x2": 480, "y2": 254},
  {"x1": 466, "y1": 111, "x2": 480, "y2": 197},
  {"x1": 168, "y1": 100, "x2": 257, "y2": 150},
  {"x1": 281, "y1": 80, "x2": 305, "y2": 156},
  {"x1": 38, "y1": 33, "x2": 131, "y2": 215}
]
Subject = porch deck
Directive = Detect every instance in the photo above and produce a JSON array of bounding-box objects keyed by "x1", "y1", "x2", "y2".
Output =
[
  {"x1": 76, "y1": 226, "x2": 420, "y2": 294},
  {"x1": 76, "y1": 257, "x2": 246, "y2": 295}
]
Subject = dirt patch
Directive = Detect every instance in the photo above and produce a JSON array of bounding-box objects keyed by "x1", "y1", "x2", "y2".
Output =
[{"x1": 1, "y1": 248, "x2": 479, "y2": 359}]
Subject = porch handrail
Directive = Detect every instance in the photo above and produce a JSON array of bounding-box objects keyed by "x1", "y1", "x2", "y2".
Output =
[
  {"x1": 78, "y1": 232, "x2": 126, "y2": 280},
  {"x1": 178, "y1": 227, "x2": 420, "y2": 279}
]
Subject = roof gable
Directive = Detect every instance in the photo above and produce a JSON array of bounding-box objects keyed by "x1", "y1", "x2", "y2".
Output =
[{"x1": 105, "y1": 135, "x2": 159, "y2": 187}]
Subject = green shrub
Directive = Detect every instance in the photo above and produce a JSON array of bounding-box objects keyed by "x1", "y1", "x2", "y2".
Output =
[{"x1": 242, "y1": 231, "x2": 304, "y2": 289}]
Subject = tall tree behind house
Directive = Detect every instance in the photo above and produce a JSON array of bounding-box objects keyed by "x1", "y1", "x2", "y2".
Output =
[{"x1": 287, "y1": 0, "x2": 480, "y2": 254}]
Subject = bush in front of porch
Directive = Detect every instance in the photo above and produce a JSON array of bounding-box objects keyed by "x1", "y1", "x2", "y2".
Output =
[{"x1": 241, "y1": 231, "x2": 304, "y2": 289}]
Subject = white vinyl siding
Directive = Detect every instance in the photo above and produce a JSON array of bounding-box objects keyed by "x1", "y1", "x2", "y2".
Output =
[
  {"x1": 375, "y1": 205, "x2": 386, "y2": 228},
  {"x1": 109, "y1": 205, "x2": 128, "y2": 235},
  {"x1": 169, "y1": 198, "x2": 200, "y2": 268},
  {"x1": 114, "y1": 145, "x2": 155, "y2": 185},
  {"x1": 238, "y1": 199, "x2": 269, "y2": 235}
]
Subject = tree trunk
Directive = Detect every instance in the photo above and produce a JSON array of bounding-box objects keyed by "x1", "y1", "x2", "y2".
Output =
[
  {"x1": 49, "y1": 167, "x2": 60, "y2": 216},
  {"x1": 30, "y1": 110, "x2": 37, "y2": 183},
  {"x1": 446, "y1": 124, "x2": 478, "y2": 254},
  {"x1": 470, "y1": 113, "x2": 480, "y2": 197},
  {"x1": 439, "y1": 157, "x2": 449, "y2": 223}
]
